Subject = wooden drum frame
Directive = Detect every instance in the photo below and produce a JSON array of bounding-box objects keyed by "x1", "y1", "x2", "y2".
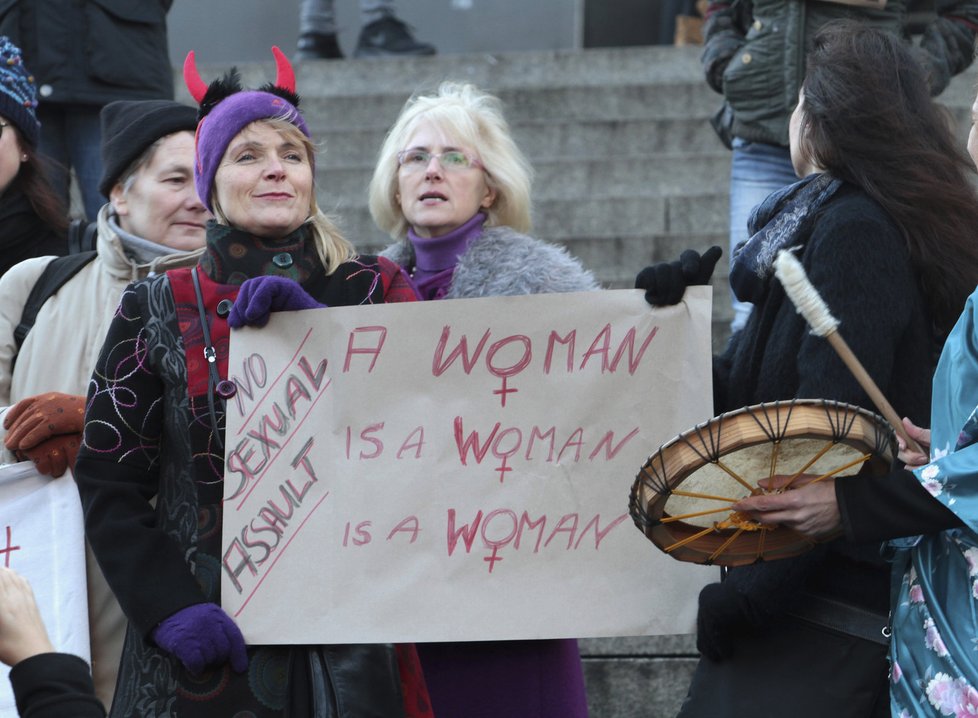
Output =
[{"x1": 629, "y1": 399, "x2": 896, "y2": 567}]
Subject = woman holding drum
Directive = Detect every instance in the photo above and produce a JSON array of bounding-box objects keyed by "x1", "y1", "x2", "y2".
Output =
[
  {"x1": 732, "y1": 76, "x2": 978, "y2": 718},
  {"x1": 637, "y1": 21, "x2": 978, "y2": 718}
]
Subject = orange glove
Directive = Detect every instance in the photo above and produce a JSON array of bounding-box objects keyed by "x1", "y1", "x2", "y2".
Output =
[
  {"x1": 15, "y1": 434, "x2": 80, "y2": 478},
  {"x1": 4, "y1": 392, "x2": 85, "y2": 451}
]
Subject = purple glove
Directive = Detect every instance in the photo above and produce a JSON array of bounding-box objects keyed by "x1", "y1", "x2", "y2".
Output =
[
  {"x1": 227, "y1": 276, "x2": 325, "y2": 329},
  {"x1": 151, "y1": 603, "x2": 248, "y2": 675}
]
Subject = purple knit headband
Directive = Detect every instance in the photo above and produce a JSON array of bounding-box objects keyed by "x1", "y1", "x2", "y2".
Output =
[{"x1": 193, "y1": 90, "x2": 311, "y2": 212}]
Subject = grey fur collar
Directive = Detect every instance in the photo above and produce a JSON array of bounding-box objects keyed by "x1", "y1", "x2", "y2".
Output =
[{"x1": 380, "y1": 225, "x2": 598, "y2": 298}]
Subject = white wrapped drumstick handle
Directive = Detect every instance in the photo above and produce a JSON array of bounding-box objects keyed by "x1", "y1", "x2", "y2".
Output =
[{"x1": 774, "y1": 249, "x2": 922, "y2": 455}]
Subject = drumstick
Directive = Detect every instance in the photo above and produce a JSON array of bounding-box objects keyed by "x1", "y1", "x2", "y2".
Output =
[{"x1": 774, "y1": 249, "x2": 923, "y2": 456}]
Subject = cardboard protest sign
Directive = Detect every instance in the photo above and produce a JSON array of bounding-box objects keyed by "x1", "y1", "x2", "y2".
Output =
[
  {"x1": 222, "y1": 288, "x2": 715, "y2": 644},
  {"x1": 0, "y1": 464, "x2": 89, "y2": 715}
]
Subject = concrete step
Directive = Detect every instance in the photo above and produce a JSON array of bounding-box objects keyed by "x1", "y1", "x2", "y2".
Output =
[
  {"x1": 581, "y1": 636, "x2": 699, "y2": 718},
  {"x1": 179, "y1": 48, "x2": 722, "y2": 137},
  {"x1": 294, "y1": 82, "x2": 722, "y2": 136},
  {"x1": 181, "y1": 45, "x2": 973, "y2": 124},
  {"x1": 185, "y1": 45, "x2": 707, "y2": 98},
  {"x1": 569, "y1": 232, "x2": 726, "y2": 282},
  {"x1": 512, "y1": 117, "x2": 727, "y2": 159},
  {"x1": 317, "y1": 153, "x2": 730, "y2": 203},
  {"x1": 337, "y1": 192, "x2": 730, "y2": 251},
  {"x1": 318, "y1": 116, "x2": 726, "y2": 169},
  {"x1": 179, "y1": 44, "x2": 972, "y2": 138}
]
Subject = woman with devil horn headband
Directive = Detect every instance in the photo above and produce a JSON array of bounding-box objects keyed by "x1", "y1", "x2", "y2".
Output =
[{"x1": 72, "y1": 47, "x2": 430, "y2": 717}]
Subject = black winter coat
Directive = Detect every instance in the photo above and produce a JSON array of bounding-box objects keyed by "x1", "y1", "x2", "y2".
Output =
[
  {"x1": 676, "y1": 182, "x2": 937, "y2": 718},
  {"x1": 702, "y1": 0, "x2": 978, "y2": 147},
  {"x1": 75, "y1": 225, "x2": 413, "y2": 717},
  {"x1": 0, "y1": 0, "x2": 174, "y2": 107},
  {"x1": 714, "y1": 183, "x2": 936, "y2": 617}
]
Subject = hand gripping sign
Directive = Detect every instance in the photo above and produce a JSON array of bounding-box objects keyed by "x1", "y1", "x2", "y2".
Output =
[{"x1": 221, "y1": 288, "x2": 715, "y2": 644}]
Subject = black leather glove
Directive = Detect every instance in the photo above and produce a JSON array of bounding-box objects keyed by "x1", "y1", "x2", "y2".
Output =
[
  {"x1": 696, "y1": 581, "x2": 749, "y2": 662},
  {"x1": 635, "y1": 246, "x2": 722, "y2": 306}
]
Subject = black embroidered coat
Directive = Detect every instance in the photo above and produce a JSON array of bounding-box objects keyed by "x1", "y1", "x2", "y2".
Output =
[{"x1": 74, "y1": 225, "x2": 419, "y2": 717}]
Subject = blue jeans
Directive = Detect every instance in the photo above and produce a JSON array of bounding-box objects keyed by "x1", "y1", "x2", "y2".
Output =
[
  {"x1": 728, "y1": 138, "x2": 798, "y2": 332},
  {"x1": 38, "y1": 104, "x2": 105, "y2": 222}
]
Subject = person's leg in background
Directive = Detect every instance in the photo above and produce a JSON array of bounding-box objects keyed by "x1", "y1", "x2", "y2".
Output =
[
  {"x1": 360, "y1": 0, "x2": 394, "y2": 25},
  {"x1": 296, "y1": 0, "x2": 343, "y2": 60},
  {"x1": 354, "y1": 0, "x2": 436, "y2": 58},
  {"x1": 728, "y1": 138, "x2": 798, "y2": 333},
  {"x1": 64, "y1": 106, "x2": 105, "y2": 222},
  {"x1": 297, "y1": 0, "x2": 435, "y2": 60},
  {"x1": 37, "y1": 104, "x2": 70, "y2": 209},
  {"x1": 38, "y1": 104, "x2": 104, "y2": 221}
]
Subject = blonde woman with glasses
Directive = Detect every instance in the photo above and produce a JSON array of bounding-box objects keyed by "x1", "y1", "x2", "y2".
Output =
[{"x1": 369, "y1": 81, "x2": 596, "y2": 718}]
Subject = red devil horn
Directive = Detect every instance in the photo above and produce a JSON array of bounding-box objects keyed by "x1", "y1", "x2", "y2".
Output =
[
  {"x1": 271, "y1": 46, "x2": 296, "y2": 94},
  {"x1": 183, "y1": 51, "x2": 208, "y2": 104}
]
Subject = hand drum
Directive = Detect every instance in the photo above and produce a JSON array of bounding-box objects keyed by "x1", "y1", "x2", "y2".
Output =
[{"x1": 629, "y1": 400, "x2": 896, "y2": 566}]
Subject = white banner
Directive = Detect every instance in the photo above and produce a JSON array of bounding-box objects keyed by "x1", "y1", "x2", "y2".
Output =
[
  {"x1": 222, "y1": 288, "x2": 715, "y2": 644},
  {"x1": 0, "y1": 464, "x2": 89, "y2": 716}
]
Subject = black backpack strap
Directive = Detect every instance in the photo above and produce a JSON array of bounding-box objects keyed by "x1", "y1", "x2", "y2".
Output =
[
  {"x1": 67, "y1": 218, "x2": 98, "y2": 254},
  {"x1": 12, "y1": 252, "x2": 98, "y2": 368}
]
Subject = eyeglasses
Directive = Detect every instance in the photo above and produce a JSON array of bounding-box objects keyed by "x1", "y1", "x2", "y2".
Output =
[{"x1": 396, "y1": 149, "x2": 484, "y2": 173}]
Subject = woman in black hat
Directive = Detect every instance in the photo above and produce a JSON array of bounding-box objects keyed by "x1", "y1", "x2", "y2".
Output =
[{"x1": 0, "y1": 96, "x2": 209, "y2": 711}]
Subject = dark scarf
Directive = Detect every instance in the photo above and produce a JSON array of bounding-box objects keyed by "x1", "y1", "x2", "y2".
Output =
[
  {"x1": 0, "y1": 189, "x2": 66, "y2": 277},
  {"x1": 729, "y1": 173, "x2": 842, "y2": 304},
  {"x1": 197, "y1": 220, "x2": 329, "y2": 297}
]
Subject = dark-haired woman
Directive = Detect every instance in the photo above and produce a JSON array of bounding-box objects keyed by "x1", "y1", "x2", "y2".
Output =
[
  {"x1": 638, "y1": 21, "x2": 978, "y2": 718},
  {"x1": 73, "y1": 50, "x2": 430, "y2": 717},
  {"x1": 727, "y1": 49, "x2": 978, "y2": 718},
  {"x1": 0, "y1": 36, "x2": 67, "y2": 278}
]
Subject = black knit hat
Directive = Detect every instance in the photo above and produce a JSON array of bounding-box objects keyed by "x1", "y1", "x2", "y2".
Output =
[
  {"x1": 0, "y1": 37, "x2": 39, "y2": 147},
  {"x1": 98, "y1": 99, "x2": 199, "y2": 196}
]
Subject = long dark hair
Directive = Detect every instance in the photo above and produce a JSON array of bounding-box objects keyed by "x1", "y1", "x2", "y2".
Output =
[
  {"x1": 8, "y1": 129, "x2": 69, "y2": 235},
  {"x1": 800, "y1": 20, "x2": 978, "y2": 334}
]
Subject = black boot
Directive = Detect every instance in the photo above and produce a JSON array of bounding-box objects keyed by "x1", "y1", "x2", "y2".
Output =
[
  {"x1": 296, "y1": 32, "x2": 343, "y2": 61},
  {"x1": 353, "y1": 12, "x2": 436, "y2": 58}
]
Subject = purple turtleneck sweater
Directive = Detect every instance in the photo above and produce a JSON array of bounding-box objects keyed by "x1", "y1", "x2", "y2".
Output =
[
  {"x1": 407, "y1": 213, "x2": 486, "y2": 301},
  {"x1": 404, "y1": 211, "x2": 592, "y2": 718}
]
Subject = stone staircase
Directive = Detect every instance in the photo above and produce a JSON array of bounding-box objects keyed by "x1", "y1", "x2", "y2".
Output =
[{"x1": 180, "y1": 45, "x2": 976, "y2": 717}]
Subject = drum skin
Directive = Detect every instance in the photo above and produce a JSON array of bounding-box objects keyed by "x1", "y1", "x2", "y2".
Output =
[{"x1": 630, "y1": 399, "x2": 896, "y2": 566}]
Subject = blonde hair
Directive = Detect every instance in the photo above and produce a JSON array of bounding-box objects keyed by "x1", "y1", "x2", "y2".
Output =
[
  {"x1": 368, "y1": 81, "x2": 533, "y2": 238},
  {"x1": 212, "y1": 118, "x2": 355, "y2": 274}
]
